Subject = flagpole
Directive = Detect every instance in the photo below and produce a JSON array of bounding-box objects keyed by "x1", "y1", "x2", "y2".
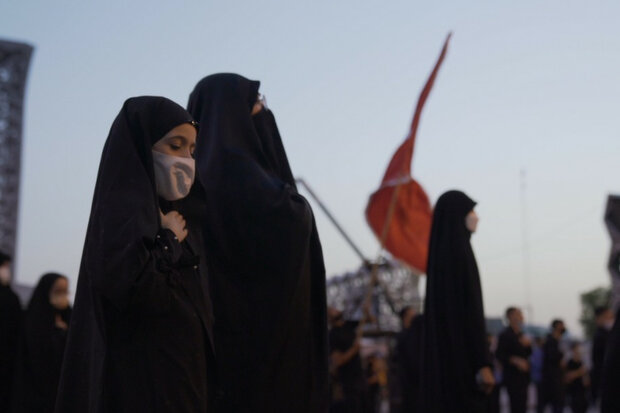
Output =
[{"x1": 360, "y1": 184, "x2": 403, "y2": 329}]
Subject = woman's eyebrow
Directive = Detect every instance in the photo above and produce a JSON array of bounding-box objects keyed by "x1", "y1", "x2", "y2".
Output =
[{"x1": 165, "y1": 135, "x2": 186, "y2": 143}]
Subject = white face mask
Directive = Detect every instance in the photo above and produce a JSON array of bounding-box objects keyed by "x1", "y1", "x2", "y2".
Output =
[
  {"x1": 0, "y1": 265, "x2": 11, "y2": 286},
  {"x1": 152, "y1": 150, "x2": 195, "y2": 201},
  {"x1": 50, "y1": 292, "x2": 70, "y2": 310}
]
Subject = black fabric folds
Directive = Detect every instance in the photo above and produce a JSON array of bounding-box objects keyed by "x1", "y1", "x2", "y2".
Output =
[
  {"x1": 54, "y1": 97, "x2": 214, "y2": 413},
  {"x1": 188, "y1": 73, "x2": 329, "y2": 412},
  {"x1": 421, "y1": 190, "x2": 491, "y2": 413},
  {"x1": 12, "y1": 273, "x2": 70, "y2": 413}
]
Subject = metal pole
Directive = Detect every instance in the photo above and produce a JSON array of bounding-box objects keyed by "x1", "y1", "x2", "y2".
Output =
[
  {"x1": 295, "y1": 178, "x2": 368, "y2": 263},
  {"x1": 520, "y1": 169, "x2": 534, "y2": 323}
]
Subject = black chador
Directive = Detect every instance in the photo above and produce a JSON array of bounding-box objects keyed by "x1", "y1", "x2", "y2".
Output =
[
  {"x1": 188, "y1": 73, "x2": 329, "y2": 412},
  {"x1": 54, "y1": 97, "x2": 214, "y2": 413},
  {"x1": 420, "y1": 191, "x2": 492, "y2": 413},
  {"x1": 12, "y1": 273, "x2": 71, "y2": 413}
]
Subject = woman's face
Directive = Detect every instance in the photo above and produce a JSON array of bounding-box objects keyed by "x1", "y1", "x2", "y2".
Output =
[
  {"x1": 251, "y1": 93, "x2": 265, "y2": 115},
  {"x1": 49, "y1": 277, "x2": 70, "y2": 310},
  {"x1": 465, "y1": 210, "x2": 479, "y2": 233},
  {"x1": 152, "y1": 123, "x2": 197, "y2": 158}
]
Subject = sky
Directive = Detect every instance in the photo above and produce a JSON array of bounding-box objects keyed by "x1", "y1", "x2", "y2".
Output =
[{"x1": 2, "y1": 1, "x2": 619, "y2": 337}]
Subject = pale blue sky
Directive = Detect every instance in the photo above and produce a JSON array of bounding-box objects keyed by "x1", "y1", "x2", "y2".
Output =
[{"x1": 2, "y1": 1, "x2": 619, "y2": 336}]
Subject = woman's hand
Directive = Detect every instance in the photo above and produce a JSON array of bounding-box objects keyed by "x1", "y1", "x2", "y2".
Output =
[
  {"x1": 55, "y1": 314, "x2": 69, "y2": 331},
  {"x1": 476, "y1": 366, "x2": 495, "y2": 394},
  {"x1": 160, "y1": 210, "x2": 188, "y2": 242}
]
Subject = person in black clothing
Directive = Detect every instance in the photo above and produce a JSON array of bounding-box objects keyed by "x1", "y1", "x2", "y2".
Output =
[
  {"x1": 0, "y1": 251, "x2": 21, "y2": 412},
  {"x1": 12, "y1": 273, "x2": 71, "y2": 413},
  {"x1": 395, "y1": 306, "x2": 423, "y2": 413},
  {"x1": 496, "y1": 306, "x2": 532, "y2": 413},
  {"x1": 420, "y1": 191, "x2": 495, "y2": 413},
  {"x1": 187, "y1": 73, "x2": 328, "y2": 412},
  {"x1": 538, "y1": 319, "x2": 567, "y2": 413},
  {"x1": 590, "y1": 305, "x2": 614, "y2": 406},
  {"x1": 364, "y1": 353, "x2": 382, "y2": 413},
  {"x1": 565, "y1": 342, "x2": 589, "y2": 413},
  {"x1": 600, "y1": 307, "x2": 620, "y2": 413},
  {"x1": 54, "y1": 97, "x2": 215, "y2": 413},
  {"x1": 329, "y1": 309, "x2": 365, "y2": 413}
]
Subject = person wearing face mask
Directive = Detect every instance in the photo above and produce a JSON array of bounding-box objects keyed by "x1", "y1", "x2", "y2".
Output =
[
  {"x1": 11, "y1": 273, "x2": 71, "y2": 413},
  {"x1": 54, "y1": 97, "x2": 215, "y2": 413},
  {"x1": 590, "y1": 305, "x2": 614, "y2": 406},
  {"x1": 537, "y1": 319, "x2": 567, "y2": 413},
  {"x1": 187, "y1": 74, "x2": 328, "y2": 412},
  {"x1": 0, "y1": 251, "x2": 22, "y2": 412},
  {"x1": 420, "y1": 190, "x2": 495, "y2": 413},
  {"x1": 496, "y1": 306, "x2": 532, "y2": 413}
]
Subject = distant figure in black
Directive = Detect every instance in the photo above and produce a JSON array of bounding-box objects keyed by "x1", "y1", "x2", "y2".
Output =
[
  {"x1": 395, "y1": 306, "x2": 423, "y2": 412},
  {"x1": 328, "y1": 308, "x2": 364, "y2": 413},
  {"x1": 420, "y1": 190, "x2": 495, "y2": 413},
  {"x1": 601, "y1": 308, "x2": 620, "y2": 413},
  {"x1": 12, "y1": 273, "x2": 71, "y2": 413},
  {"x1": 565, "y1": 342, "x2": 589, "y2": 413},
  {"x1": 537, "y1": 319, "x2": 567, "y2": 413},
  {"x1": 590, "y1": 305, "x2": 614, "y2": 406},
  {"x1": 0, "y1": 251, "x2": 21, "y2": 412},
  {"x1": 496, "y1": 306, "x2": 532, "y2": 413}
]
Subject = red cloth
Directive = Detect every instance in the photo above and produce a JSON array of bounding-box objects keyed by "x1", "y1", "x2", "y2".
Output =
[{"x1": 365, "y1": 34, "x2": 451, "y2": 273}]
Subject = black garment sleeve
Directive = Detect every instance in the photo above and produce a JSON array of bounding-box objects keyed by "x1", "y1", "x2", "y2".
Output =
[{"x1": 128, "y1": 229, "x2": 183, "y2": 316}]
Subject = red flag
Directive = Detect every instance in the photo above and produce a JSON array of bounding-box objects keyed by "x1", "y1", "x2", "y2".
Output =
[{"x1": 365, "y1": 34, "x2": 451, "y2": 273}]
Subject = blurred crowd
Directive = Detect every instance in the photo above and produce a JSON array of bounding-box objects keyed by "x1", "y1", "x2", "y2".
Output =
[{"x1": 327, "y1": 305, "x2": 615, "y2": 413}]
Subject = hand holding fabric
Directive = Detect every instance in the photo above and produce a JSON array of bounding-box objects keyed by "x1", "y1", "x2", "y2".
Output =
[{"x1": 160, "y1": 210, "x2": 188, "y2": 242}]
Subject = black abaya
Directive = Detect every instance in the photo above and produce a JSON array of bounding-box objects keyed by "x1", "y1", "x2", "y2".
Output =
[
  {"x1": 12, "y1": 273, "x2": 70, "y2": 413},
  {"x1": 420, "y1": 191, "x2": 491, "y2": 413},
  {"x1": 54, "y1": 97, "x2": 214, "y2": 413},
  {"x1": 187, "y1": 73, "x2": 329, "y2": 412},
  {"x1": 0, "y1": 283, "x2": 21, "y2": 412}
]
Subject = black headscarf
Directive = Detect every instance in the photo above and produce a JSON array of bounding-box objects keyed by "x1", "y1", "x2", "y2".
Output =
[
  {"x1": 13, "y1": 273, "x2": 70, "y2": 413},
  {"x1": 54, "y1": 97, "x2": 196, "y2": 413},
  {"x1": 188, "y1": 73, "x2": 329, "y2": 412},
  {"x1": 421, "y1": 190, "x2": 491, "y2": 412}
]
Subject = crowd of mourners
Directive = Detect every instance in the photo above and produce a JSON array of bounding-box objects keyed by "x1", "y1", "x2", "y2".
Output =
[
  {"x1": 327, "y1": 304, "x2": 617, "y2": 413},
  {"x1": 0, "y1": 73, "x2": 618, "y2": 413}
]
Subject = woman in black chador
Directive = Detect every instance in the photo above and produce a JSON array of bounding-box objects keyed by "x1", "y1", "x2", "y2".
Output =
[
  {"x1": 187, "y1": 73, "x2": 329, "y2": 412},
  {"x1": 54, "y1": 97, "x2": 215, "y2": 413},
  {"x1": 420, "y1": 191, "x2": 495, "y2": 413},
  {"x1": 12, "y1": 273, "x2": 71, "y2": 413}
]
